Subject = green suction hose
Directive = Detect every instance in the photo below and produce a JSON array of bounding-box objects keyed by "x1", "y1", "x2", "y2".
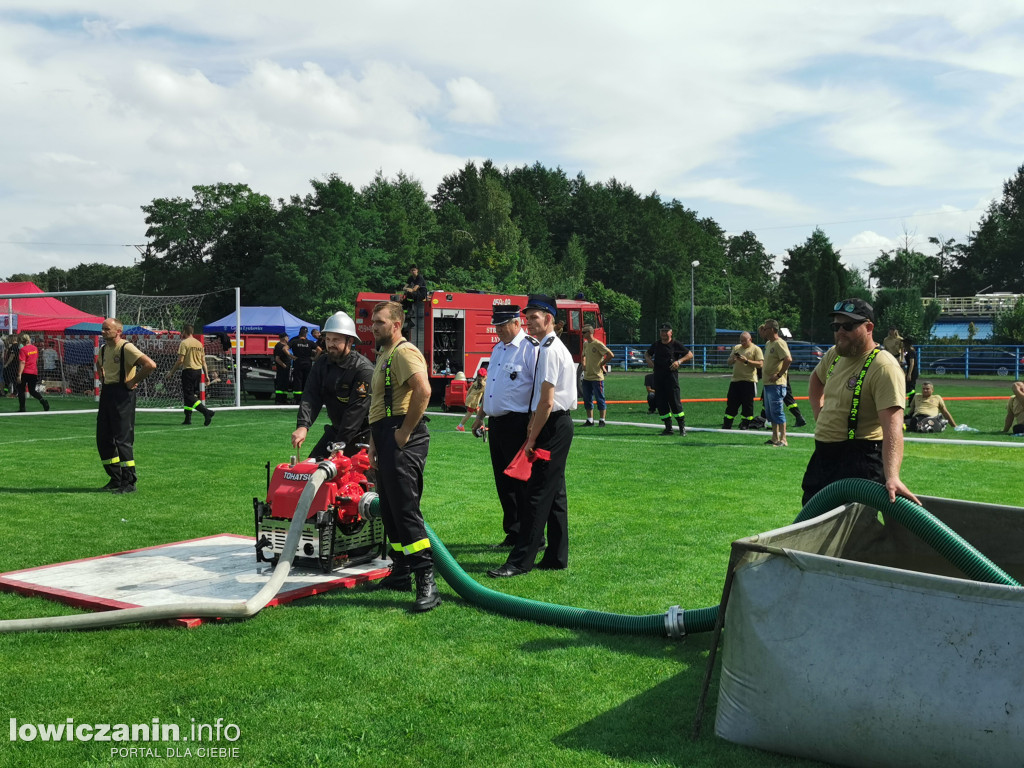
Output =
[
  {"x1": 424, "y1": 520, "x2": 718, "y2": 638},
  {"x1": 418, "y1": 477, "x2": 1019, "y2": 639},
  {"x1": 794, "y1": 479, "x2": 1020, "y2": 586}
]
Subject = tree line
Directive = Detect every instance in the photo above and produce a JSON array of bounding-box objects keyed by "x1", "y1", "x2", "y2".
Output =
[{"x1": 10, "y1": 161, "x2": 1024, "y2": 344}]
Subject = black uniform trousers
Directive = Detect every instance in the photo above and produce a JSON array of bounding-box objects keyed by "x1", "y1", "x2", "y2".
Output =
[
  {"x1": 291, "y1": 362, "x2": 312, "y2": 400},
  {"x1": 18, "y1": 373, "x2": 45, "y2": 411},
  {"x1": 487, "y1": 411, "x2": 531, "y2": 538},
  {"x1": 801, "y1": 439, "x2": 884, "y2": 506},
  {"x1": 506, "y1": 410, "x2": 573, "y2": 571},
  {"x1": 653, "y1": 369, "x2": 683, "y2": 418},
  {"x1": 97, "y1": 383, "x2": 138, "y2": 486},
  {"x1": 724, "y1": 380, "x2": 756, "y2": 423},
  {"x1": 371, "y1": 416, "x2": 432, "y2": 572},
  {"x1": 274, "y1": 366, "x2": 290, "y2": 404},
  {"x1": 180, "y1": 368, "x2": 212, "y2": 422},
  {"x1": 181, "y1": 368, "x2": 202, "y2": 409}
]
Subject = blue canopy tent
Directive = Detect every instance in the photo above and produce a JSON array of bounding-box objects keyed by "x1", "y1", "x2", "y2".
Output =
[
  {"x1": 64, "y1": 322, "x2": 155, "y2": 336},
  {"x1": 203, "y1": 306, "x2": 320, "y2": 337}
]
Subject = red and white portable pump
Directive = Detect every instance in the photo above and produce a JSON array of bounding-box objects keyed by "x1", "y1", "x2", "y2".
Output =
[{"x1": 254, "y1": 444, "x2": 385, "y2": 572}]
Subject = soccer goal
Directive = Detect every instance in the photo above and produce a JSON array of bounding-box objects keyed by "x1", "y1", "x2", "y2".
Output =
[{"x1": 2, "y1": 287, "x2": 240, "y2": 410}]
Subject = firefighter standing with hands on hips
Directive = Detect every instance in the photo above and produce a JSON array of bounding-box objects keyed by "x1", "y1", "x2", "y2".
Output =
[
  {"x1": 366, "y1": 300, "x2": 439, "y2": 612},
  {"x1": 96, "y1": 318, "x2": 157, "y2": 494},
  {"x1": 291, "y1": 311, "x2": 374, "y2": 460}
]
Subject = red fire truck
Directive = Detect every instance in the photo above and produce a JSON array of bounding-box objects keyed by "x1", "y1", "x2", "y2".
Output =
[{"x1": 352, "y1": 291, "x2": 605, "y2": 401}]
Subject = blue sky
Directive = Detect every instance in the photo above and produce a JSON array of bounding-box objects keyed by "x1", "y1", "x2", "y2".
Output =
[{"x1": 2, "y1": 1, "x2": 1023, "y2": 284}]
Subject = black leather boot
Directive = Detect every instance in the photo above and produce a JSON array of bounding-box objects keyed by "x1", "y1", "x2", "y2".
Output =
[
  {"x1": 370, "y1": 551, "x2": 412, "y2": 592},
  {"x1": 411, "y1": 568, "x2": 440, "y2": 613}
]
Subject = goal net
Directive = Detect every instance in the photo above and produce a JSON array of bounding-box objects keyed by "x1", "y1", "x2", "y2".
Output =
[
  {"x1": 115, "y1": 292, "x2": 234, "y2": 410},
  {"x1": 17, "y1": 290, "x2": 236, "y2": 410}
]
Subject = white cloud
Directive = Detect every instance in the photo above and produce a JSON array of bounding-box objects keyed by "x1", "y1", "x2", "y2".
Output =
[
  {"x1": 677, "y1": 177, "x2": 814, "y2": 219},
  {"x1": 445, "y1": 77, "x2": 498, "y2": 126},
  {"x1": 2, "y1": 1, "x2": 1024, "y2": 281}
]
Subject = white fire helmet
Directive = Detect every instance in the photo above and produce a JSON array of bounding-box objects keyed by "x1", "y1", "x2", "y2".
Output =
[{"x1": 321, "y1": 311, "x2": 359, "y2": 340}]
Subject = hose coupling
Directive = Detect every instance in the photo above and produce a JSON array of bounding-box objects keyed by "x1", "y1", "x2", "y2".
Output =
[
  {"x1": 358, "y1": 491, "x2": 380, "y2": 520},
  {"x1": 665, "y1": 605, "x2": 686, "y2": 639}
]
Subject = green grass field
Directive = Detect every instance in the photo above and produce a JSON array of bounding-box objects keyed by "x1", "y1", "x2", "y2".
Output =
[{"x1": 1, "y1": 372, "x2": 1022, "y2": 768}]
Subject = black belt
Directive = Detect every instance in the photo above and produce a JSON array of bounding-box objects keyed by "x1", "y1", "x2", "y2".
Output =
[
  {"x1": 372, "y1": 415, "x2": 429, "y2": 426},
  {"x1": 550, "y1": 409, "x2": 570, "y2": 417},
  {"x1": 488, "y1": 411, "x2": 528, "y2": 421}
]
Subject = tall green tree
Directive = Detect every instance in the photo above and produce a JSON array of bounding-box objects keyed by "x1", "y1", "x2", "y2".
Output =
[
  {"x1": 869, "y1": 246, "x2": 939, "y2": 294},
  {"x1": 950, "y1": 163, "x2": 1024, "y2": 294},
  {"x1": 360, "y1": 170, "x2": 440, "y2": 290},
  {"x1": 254, "y1": 174, "x2": 374, "y2": 318},
  {"x1": 778, "y1": 228, "x2": 848, "y2": 340},
  {"x1": 873, "y1": 288, "x2": 927, "y2": 342},
  {"x1": 993, "y1": 297, "x2": 1024, "y2": 344},
  {"x1": 140, "y1": 182, "x2": 276, "y2": 300}
]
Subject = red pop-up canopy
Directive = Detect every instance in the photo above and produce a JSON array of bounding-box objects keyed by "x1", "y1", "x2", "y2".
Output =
[{"x1": 0, "y1": 282, "x2": 104, "y2": 333}]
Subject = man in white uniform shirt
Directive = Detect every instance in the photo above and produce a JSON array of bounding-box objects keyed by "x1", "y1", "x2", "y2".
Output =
[
  {"x1": 488, "y1": 294, "x2": 576, "y2": 577},
  {"x1": 472, "y1": 305, "x2": 539, "y2": 547}
]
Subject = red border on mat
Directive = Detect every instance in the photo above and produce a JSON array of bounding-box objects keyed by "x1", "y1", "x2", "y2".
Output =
[{"x1": 0, "y1": 534, "x2": 390, "y2": 628}]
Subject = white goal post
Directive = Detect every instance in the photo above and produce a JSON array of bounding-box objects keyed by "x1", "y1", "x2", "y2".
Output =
[{"x1": 1, "y1": 287, "x2": 242, "y2": 408}]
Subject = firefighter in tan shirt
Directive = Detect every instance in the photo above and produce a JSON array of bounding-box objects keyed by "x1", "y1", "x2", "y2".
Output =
[
  {"x1": 580, "y1": 324, "x2": 613, "y2": 427},
  {"x1": 762, "y1": 320, "x2": 792, "y2": 446},
  {"x1": 802, "y1": 299, "x2": 920, "y2": 506},
  {"x1": 722, "y1": 331, "x2": 763, "y2": 429},
  {"x1": 167, "y1": 324, "x2": 215, "y2": 426},
  {"x1": 906, "y1": 381, "x2": 957, "y2": 431}
]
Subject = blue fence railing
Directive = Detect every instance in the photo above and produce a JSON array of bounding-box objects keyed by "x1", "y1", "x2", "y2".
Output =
[{"x1": 605, "y1": 343, "x2": 1024, "y2": 380}]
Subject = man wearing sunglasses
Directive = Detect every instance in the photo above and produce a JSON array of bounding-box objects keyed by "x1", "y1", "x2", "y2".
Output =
[{"x1": 801, "y1": 298, "x2": 920, "y2": 506}]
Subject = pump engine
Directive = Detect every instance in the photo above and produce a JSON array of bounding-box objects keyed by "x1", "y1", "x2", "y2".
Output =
[{"x1": 253, "y1": 445, "x2": 384, "y2": 572}]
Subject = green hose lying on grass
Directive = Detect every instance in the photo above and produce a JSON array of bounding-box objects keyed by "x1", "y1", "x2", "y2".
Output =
[{"x1": 425, "y1": 477, "x2": 1020, "y2": 638}]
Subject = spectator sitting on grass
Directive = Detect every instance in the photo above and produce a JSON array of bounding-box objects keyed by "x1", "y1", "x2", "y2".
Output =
[
  {"x1": 1003, "y1": 381, "x2": 1024, "y2": 436},
  {"x1": 906, "y1": 381, "x2": 957, "y2": 432}
]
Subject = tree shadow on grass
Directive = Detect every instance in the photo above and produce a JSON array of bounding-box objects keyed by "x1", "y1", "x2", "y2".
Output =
[{"x1": 553, "y1": 669, "x2": 703, "y2": 766}]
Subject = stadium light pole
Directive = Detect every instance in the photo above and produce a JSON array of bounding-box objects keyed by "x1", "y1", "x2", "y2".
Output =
[
  {"x1": 690, "y1": 260, "x2": 700, "y2": 349},
  {"x1": 932, "y1": 274, "x2": 939, "y2": 298}
]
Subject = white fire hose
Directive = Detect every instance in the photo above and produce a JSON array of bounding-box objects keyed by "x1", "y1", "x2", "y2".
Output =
[{"x1": 0, "y1": 461, "x2": 337, "y2": 634}]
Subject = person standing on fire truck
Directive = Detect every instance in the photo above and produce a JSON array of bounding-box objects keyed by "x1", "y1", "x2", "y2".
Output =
[
  {"x1": 645, "y1": 323, "x2": 693, "y2": 435},
  {"x1": 367, "y1": 300, "x2": 439, "y2": 612},
  {"x1": 96, "y1": 318, "x2": 157, "y2": 494},
  {"x1": 292, "y1": 311, "x2": 374, "y2": 460},
  {"x1": 488, "y1": 294, "x2": 576, "y2": 577},
  {"x1": 472, "y1": 305, "x2": 539, "y2": 547},
  {"x1": 165, "y1": 325, "x2": 215, "y2": 426}
]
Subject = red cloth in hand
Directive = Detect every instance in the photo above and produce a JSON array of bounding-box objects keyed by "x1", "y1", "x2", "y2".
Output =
[{"x1": 503, "y1": 445, "x2": 551, "y2": 480}]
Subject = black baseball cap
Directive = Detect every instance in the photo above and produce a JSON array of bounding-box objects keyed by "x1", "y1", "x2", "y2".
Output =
[
  {"x1": 830, "y1": 298, "x2": 875, "y2": 323},
  {"x1": 658, "y1": 323, "x2": 672, "y2": 331}
]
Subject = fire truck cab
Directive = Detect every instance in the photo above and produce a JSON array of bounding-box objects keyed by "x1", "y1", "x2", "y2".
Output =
[{"x1": 353, "y1": 291, "x2": 604, "y2": 402}]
